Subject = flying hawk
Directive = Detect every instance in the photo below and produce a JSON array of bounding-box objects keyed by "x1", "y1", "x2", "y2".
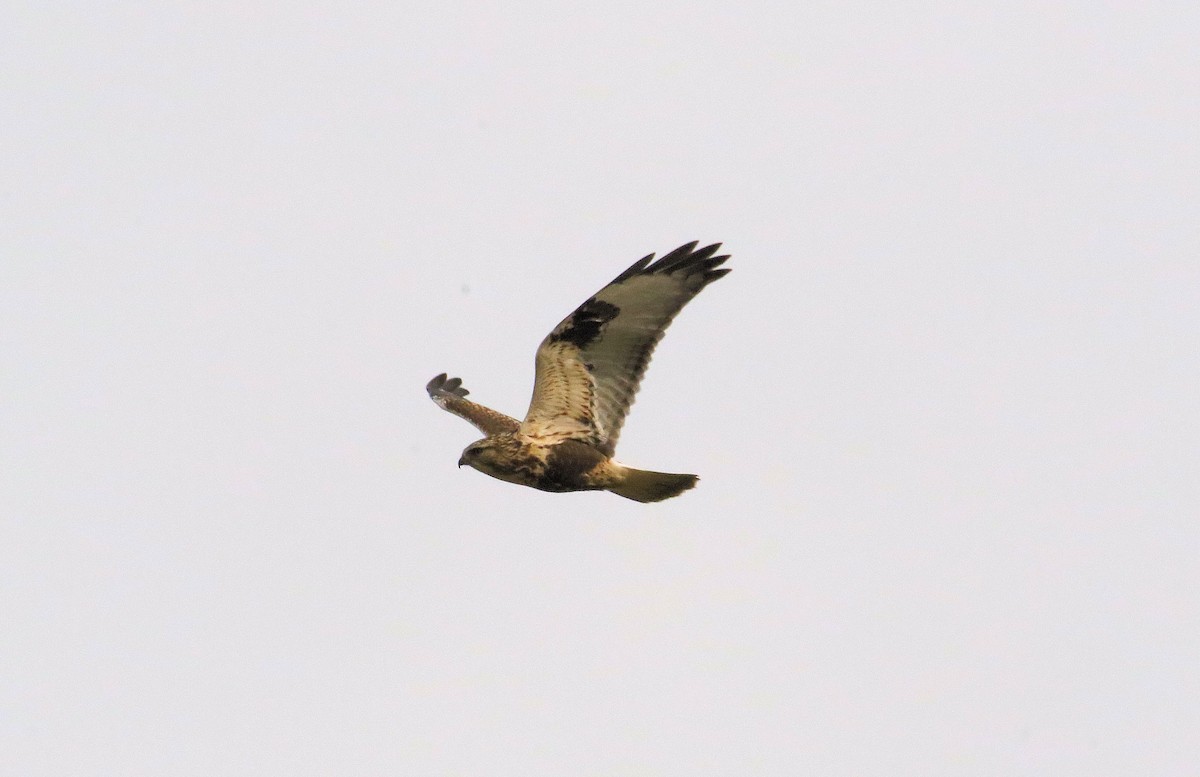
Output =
[{"x1": 426, "y1": 241, "x2": 730, "y2": 502}]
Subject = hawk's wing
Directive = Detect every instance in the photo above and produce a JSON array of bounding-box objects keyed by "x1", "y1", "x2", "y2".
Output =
[
  {"x1": 426, "y1": 373, "x2": 519, "y2": 436},
  {"x1": 521, "y1": 241, "x2": 730, "y2": 455}
]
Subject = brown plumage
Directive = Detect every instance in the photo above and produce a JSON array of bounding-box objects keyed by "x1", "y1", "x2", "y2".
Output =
[{"x1": 426, "y1": 241, "x2": 730, "y2": 502}]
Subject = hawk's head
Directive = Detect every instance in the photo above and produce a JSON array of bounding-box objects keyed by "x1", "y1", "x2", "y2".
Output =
[{"x1": 457, "y1": 435, "x2": 531, "y2": 486}]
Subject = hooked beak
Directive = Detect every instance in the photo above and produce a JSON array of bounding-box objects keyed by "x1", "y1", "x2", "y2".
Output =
[{"x1": 457, "y1": 455, "x2": 467, "y2": 468}]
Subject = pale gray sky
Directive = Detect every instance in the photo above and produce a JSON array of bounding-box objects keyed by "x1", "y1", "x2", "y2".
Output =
[{"x1": 2, "y1": 2, "x2": 1197, "y2": 775}]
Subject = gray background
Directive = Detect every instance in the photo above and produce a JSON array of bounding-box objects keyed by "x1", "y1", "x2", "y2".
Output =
[{"x1": 3, "y1": 2, "x2": 1196, "y2": 775}]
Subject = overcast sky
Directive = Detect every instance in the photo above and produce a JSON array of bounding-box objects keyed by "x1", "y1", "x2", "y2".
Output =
[{"x1": 3, "y1": 2, "x2": 1197, "y2": 775}]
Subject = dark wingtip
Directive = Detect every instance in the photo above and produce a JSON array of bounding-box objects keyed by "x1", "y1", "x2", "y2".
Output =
[
  {"x1": 426, "y1": 373, "x2": 469, "y2": 398},
  {"x1": 649, "y1": 241, "x2": 727, "y2": 275},
  {"x1": 648, "y1": 242, "x2": 729, "y2": 285},
  {"x1": 704, "y1": 264, "x2": 732, "y2": 283},
  {"x1": 613, "y1": 254, "x2": 655, "y2": 284},
  {"x1": 612, "y1": 241, "x2": 732, "y2": 285}
]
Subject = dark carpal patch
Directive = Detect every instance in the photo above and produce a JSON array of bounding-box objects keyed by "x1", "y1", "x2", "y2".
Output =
[
  {"x1": 549, "y1": 298, "x2": 620, "y2": 348},
  {"x1": 537, "y1": 439, "x2": 608, "y2": 492}
]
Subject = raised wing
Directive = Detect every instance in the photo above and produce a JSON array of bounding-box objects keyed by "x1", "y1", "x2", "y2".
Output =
[
  {"x1": 426, "y1": 373, "x2": 519, "y2": 436},
  {"x1": 522, "y1": 241, "x2": 730, "y2": 455}
]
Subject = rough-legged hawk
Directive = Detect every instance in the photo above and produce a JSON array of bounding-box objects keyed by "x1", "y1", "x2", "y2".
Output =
[{"x1": 426, "y1": 241, "x2": 730, "y2": 502}]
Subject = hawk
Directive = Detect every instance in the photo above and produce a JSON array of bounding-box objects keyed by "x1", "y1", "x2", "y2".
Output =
[{"x1": 426, "y1": 241, "x2": 730, "y2": 502}]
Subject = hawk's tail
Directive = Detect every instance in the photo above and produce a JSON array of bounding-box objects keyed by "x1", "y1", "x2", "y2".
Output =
[{"x1": 609, "y1": 467, "x2": 698, "y2": 503}]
